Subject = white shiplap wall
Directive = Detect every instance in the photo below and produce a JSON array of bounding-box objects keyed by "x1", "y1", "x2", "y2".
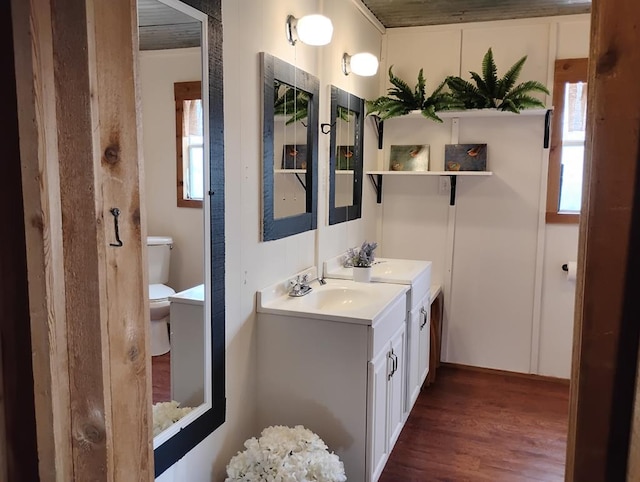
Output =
[{"x1": 379, "y1": 15, "x2": 590, "y2": 376}]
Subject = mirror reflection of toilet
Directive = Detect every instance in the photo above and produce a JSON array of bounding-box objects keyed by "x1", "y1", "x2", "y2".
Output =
[{"x1": 147, "y1": 236, "x2": 175, "y2": 356}]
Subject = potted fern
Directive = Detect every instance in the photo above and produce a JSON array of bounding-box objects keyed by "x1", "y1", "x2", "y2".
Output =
[
  {"x1": 366, "y1": 67, "x2": 463, "y2": 122},
  {"x1": 445, "y1": 48, "x2": 549, "y2": 113}
]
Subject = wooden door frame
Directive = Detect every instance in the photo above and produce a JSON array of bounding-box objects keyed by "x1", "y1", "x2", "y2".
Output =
[
  {"x1": 566, "y1": 0, "x2": 640, "y2": 479},
  {"x1": 4, "y1": 0, "x2": 640, "y2": 480},
  {"x1": 8, "y1": 0, "x2": 152, "y2": 479},
  {"x1": 0, "y1": 1, "x2": 39, "y2": 479}
]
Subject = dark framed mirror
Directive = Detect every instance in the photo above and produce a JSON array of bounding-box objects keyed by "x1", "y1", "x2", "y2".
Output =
[
  {"x1": 137, "y1": 0, "x2": 225, "y2": 477},
  {"x1": 328, "y1": 86, "x2": 364, "y2": 225},
  {"x1": 261, "y1": 52, "x2": 319, "y2": 241}
]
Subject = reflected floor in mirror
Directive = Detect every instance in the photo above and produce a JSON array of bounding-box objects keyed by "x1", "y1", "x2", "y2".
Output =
[{"x1": 152, "y1": 352, "x2": 171, "y2": 404}]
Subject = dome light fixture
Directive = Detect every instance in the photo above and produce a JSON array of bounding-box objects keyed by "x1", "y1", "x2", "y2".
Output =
[
  {"x1": 342, "y1": 52, "x2": 379, "y2": 77},
  {"x1": 286, "y1": 14, "x2": 334, "y2": 46}
]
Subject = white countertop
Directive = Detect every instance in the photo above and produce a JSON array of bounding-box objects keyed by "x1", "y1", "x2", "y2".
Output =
[
  {"x1": 169, "y1": 284, "x2": 205, "y2": 306},
  {"x1": 257, "y1": 268, "x2": 408, "y2": 325},
  {"x1": 324, "y1": 255, "x2": 432, "y2": 285}
]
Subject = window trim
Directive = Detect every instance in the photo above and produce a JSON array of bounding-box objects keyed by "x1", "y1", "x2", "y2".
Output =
[
  {"x1": 174, "y1": 81, "x2": 203, "y2": 208},
  {"x1": 546, "y1": 58, "x2": 588, "y2": 224}
]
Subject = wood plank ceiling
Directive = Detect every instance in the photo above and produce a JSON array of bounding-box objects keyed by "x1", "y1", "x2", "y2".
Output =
[
  {"x1": 137, "y1": 0, "x2": 200, "y2": 51},
  {"x1": 361, "y1": 0, "x2": 591, "y2": 28}
]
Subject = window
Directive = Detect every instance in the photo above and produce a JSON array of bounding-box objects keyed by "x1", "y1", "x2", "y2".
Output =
[
  {"x1": 174, "y1": 81, "x2": 203, "y2": 208},
  {"x1": 546, "y1": 58, "x2": 588, "y2": 223}
]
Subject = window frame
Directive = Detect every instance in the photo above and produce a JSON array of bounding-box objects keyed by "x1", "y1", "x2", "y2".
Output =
[
  {"x1": 174, "y1": 81, "x2": 203, "y2": 208},
  {"x1": 546, "y1": 58, "x2": 588, "y2": 224}
]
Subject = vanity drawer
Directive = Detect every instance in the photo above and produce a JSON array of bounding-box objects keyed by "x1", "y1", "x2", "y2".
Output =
[{"x1": 370, "y1": 293, "x2": 407, "y2": 357}]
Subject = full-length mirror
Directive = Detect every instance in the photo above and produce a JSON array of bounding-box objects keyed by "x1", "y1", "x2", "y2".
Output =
[
  {"x1": 262, "y1": 52, "x2": 319, "y2": 241},
  {"x1": 329, "y1": 86, "x2": 364, "y2": 225},
  {"x1": 138, "y1": 0, "x2": 225, "y2": 477}
]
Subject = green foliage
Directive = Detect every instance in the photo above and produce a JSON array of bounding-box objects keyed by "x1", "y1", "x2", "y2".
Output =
[
  {"x1": 274, "y1": 81, "x2": 309, "y2": 125},
  {"x1": 445, "y1": 48, "x2": 550, "y2": 112},
  {"x1": 366, "y1": 67, "x2": 464, "y2": 122}
]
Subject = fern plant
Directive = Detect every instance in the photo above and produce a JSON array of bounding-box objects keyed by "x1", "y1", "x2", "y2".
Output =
[
  {"x1": 367, "y1": 67, "x2": 463, "y2": 122},
  {"x1": 445, "y1": 48, "x2": 550, "y2": 112},
  {"x1": 274, "y1": 81, "x2": 309, "y2": 125}
]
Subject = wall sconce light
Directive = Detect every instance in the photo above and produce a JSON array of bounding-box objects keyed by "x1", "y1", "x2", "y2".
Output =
[
  {"x1": 342, "y1": 52, "x2": 379, "y2": 76},
  {"x1": 286, "y1": 14, "x2": 334, "y2": 46}
]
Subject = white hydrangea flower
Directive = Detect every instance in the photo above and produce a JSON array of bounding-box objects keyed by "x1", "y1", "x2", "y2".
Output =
[
  {"x1": 152, "y1": 401, "x2": 193, "y2": 436},
  {"x1": 226, "y1": 425, "x2": 346, "y2": 482}
]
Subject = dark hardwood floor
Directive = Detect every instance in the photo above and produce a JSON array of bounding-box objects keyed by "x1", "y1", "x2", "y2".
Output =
[
  {"x1": 380, "y1": 366, "x2": 570, "y2": 481},
  {"x1": 152, "y1": 352, "x2": 171, "y2": 404}
]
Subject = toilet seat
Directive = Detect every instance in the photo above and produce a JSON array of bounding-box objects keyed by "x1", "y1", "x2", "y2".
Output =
[
  {"x1": 149, "y1": 283, "x2": 176, "y2": 302},
  {"x1": 149, "y1": 284, "x2": 175, "y2": 320}
]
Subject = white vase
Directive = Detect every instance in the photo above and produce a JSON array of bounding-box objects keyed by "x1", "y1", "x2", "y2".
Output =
[{"x1": 353, "y1": 266, "x2": 372, "y2": 283}]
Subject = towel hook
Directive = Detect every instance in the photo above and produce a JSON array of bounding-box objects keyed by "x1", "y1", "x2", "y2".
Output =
[{"x1": 109, "y1": 208, "x2": 123, "y2": 247}]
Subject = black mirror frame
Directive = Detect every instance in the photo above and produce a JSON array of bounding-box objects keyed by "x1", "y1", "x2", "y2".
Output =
[
  {"x1": 153, "y1": 0, "x2": 225, "y2": 476},
  {"x1": 328, "y1": 86, "x2": 364, "y2": 225},
  {"x1": 261, "y1": 52, "x2": 319, "y2": 241}
]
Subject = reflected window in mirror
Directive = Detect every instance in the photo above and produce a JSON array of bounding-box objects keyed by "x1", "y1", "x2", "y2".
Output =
[
  {"x1": 262, "y1": 52, "x2": 319, "y2": 241},
  {"x1": 175, "y1": 81, "x2": 204, "y2": 208},
  {"x1": 329, "y1": 86, "x2": 364, "y2": 225}
]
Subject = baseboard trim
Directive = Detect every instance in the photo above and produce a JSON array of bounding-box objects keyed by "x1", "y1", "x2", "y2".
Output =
[{"x1": 441, "y1": 362, "x2": 571, "y2": 385}]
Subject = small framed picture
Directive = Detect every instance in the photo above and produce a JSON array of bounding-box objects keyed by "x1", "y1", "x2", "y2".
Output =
[
  {"x1": 388, "y1": 145, "x2": 430, "y2": 171},
  {"x1": 336, "y1": 145, "x2": 355, "y2": 170},
  {"x1": 282, "y1": 144, "x2": 308, "y2": 169},
  {"x1": 444, "y1": 144, "x2": 487, "y2": 171}
]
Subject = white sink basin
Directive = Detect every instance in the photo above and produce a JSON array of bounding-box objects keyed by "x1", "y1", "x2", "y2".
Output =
[
  {"x1": 257, "y1": 273, "x2": 408, "y2": 325},
  {"x1": 298, "y1": 287, "x2": 370, "y2": 311}
]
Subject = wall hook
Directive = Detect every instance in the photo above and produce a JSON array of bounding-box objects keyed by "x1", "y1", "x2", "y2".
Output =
[
  {"x1": 320, "y1": 122, "x2": 335, "y2": 134},
  {"x1": 109, "y1": 207, "x2": 123, "y2": 247}
]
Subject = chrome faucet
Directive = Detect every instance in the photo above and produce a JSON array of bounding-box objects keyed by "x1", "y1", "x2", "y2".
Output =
[{"x1": 288, "y1": 274, "x2": 313, "y2": 297}]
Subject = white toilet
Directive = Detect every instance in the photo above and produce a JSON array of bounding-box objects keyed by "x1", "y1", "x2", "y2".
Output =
[{"x1": 147, "y1": 236, "x2": 175, "y2": 356}]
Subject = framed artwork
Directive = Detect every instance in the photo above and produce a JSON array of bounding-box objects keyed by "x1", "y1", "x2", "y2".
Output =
[
  {"x1": 281, "y1": 144, "x2": 308, "y2": 169},
  {"x1": 388, "y1": 145, "x2": 430, "y2": 171},
  {"x1": 336, "y1": 145, "x2": 355, "y2": 170},
  {"x1": 444, "y1": 144, "x2": 487, "y2": 171}
]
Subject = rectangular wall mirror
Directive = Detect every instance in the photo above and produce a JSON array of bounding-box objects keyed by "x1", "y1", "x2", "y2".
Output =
[
  {"x1": 138, "y1": 0, "x2": 225, "y2": 477},
  {"x1": 261, "y1": 52, "x2": 319, "y2": 241},
  {"x1": 329, "y1": 86, "x2": 364, "y2": 225}
]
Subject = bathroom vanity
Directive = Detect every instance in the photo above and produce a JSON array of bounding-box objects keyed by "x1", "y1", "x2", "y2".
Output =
[
  {"x1": 256, "y1": 271, "x2": 409, "y2": 482},
  {"x1": 324, "y1": 256, "x2": 433, "y2": 413},
  {"x1": 169, "y1": 284, "x2": 205, "y2": 408}
]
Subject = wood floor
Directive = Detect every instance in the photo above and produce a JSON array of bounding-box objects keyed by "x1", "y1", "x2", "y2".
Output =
[
  {"x1": 380, "y1": 366, "x2": 570, "y2": 482},
  {"x1": 152, "y1": 352, "x2": 171, "y2": 404}
]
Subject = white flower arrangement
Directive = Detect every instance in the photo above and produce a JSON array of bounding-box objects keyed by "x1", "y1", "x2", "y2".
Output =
[
  {"x1": 152, "y1": 401, "x2": 193, "y2": 437},
  {"x1": 225, "y1": 425, "x2": 347, "y2": 482}
]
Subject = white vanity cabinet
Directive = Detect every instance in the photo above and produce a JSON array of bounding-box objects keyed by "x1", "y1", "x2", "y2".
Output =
[
  {"x1": 323, "y1": 256, "x2": 432, "y2": 415},
  {"x1": 169, "y1": 285, "x2": 205, "y2": 408},
  {"x1": 406, "y1": 290, "x2": 431, "y2": 410},
  {"x1": 256, "y1": 282, "x2": 409, "y2": 482},
  {"x1": 369, "y1": 322, "x2": 406, "y2": 481}
]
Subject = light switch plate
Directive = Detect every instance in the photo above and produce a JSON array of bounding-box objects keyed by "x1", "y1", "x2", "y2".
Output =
[{"x1": 439, "y1": 176, "x2": 450, "y2": 194}]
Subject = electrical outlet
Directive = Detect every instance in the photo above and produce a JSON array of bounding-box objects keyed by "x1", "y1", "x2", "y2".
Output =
[{"x1": 439, "y1": 176, "x2": 450, "y2": 194}]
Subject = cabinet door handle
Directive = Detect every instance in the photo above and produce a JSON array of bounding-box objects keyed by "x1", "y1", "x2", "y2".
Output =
[
  {"x1": 420, "y1": 307, "x2": 428, "y2": 329},
  {"x1": 391, "y1": 352, "x2": 398, "y2": 377},
  {"x1": 388, "y1": 351, "x2": 394, "y2": 380}
]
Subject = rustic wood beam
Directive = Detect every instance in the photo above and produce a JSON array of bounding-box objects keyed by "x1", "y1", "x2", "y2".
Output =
[
  {"x1": 11, "y1": 0, "x2": 73, "y2": 478},
  {"x1": 566, "y1": 0, "x2": 640, "y2": 479},
  {"x1": 87, "y1": 0, "x2": 153, "y2": 477}
]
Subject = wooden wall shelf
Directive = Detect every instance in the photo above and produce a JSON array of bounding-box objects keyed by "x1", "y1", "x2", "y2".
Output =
[{"x1": 366, "y1": 171, "x2": 493, "y2": 205}]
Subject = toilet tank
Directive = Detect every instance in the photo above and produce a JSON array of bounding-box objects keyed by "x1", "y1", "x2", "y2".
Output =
[{"x1": 147, "y1": 236, "x2": 173, "y2": 285}]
